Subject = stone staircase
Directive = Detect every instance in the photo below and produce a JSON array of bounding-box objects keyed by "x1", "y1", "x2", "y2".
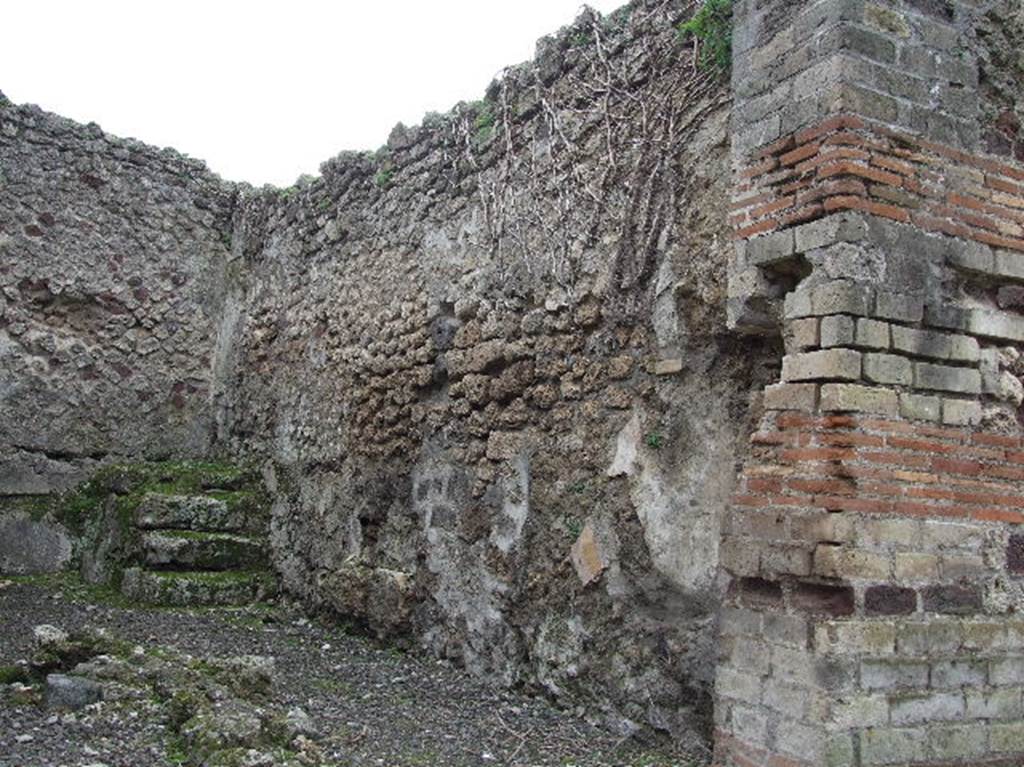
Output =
[{"x1": 78, "y1": 462, "x2": 275, "y2": 607}]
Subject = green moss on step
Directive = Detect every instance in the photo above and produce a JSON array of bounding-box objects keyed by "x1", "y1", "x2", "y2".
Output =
[
  {"x1": 155, "y1": 530, "x2": 252, "y2": 543},
  {"x1": 0, "y1": 495, "x2": 58, "y2": 520},
  {"x1": 7, "y1": 571, "x2": 141, "y2": 609},
  {"x1": 150, "y1": 570, "x2": 270, "y2": 585}
]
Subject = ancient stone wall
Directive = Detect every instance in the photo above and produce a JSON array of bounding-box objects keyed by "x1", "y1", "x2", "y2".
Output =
[
  {"x1": 717, "y1": 1, "x2": 1024, "y2": 765},
  {"x1": 212, "y1": 0, "x2": 775, "y2": 745},
  {"x1": 6, "y1": 0, "x2": 1024, "y2": 759},
  {"x1": 0, "y1": 95, "x2": 235, "y2": 495}
]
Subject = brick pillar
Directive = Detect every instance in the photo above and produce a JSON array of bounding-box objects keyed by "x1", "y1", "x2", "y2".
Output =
[{"x1": 717, "y1": 2, "x2": 1024, "y2": 765}]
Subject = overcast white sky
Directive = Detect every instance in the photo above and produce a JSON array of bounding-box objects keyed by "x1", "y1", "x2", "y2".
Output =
[{"x1": 2, "y1": 1, "x2": 625, "y2": 186}]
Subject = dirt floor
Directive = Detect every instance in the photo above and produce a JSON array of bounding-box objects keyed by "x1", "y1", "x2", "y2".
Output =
[{"x1": 0, "y1": 577, "x2": 703, "y2": 767}]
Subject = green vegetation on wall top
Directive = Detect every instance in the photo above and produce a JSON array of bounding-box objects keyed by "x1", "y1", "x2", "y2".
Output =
[
  {"x1": 471, "y1": 100, "x2": 496, "y2": 146},
  {"x1": 679, "y1": 0, "x2": 733, "y2": 74}
]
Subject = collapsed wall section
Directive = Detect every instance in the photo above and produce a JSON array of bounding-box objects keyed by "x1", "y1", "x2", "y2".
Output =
[
  {"x1": 0, "y1": 95, "x2": 236, "y2": 495},
  {"x1": 217, "y1": 0, "x2": 769, "y2": 745},
  {"x1": 717, "y1": 1, "x2": 1024, "y2": 766}
]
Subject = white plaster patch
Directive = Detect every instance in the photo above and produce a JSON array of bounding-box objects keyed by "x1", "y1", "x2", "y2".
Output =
[
  {"x1": 607, "y1": 411, "x2": 642, "y2": 478},
  {"x1": 490, "y1": 453, "x2": 530, "y2": 554}
]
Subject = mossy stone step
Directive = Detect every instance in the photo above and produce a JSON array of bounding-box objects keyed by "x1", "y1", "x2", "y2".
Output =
[
  {"x1": 120, "y1": 567, "x2": 276, "y2": 606},
  {"x1": 140, "y1": 531, "x2": 266, "y2": 571},
  {"x1": 135, "y1": 493, "x2": 247, "y2": 533}
]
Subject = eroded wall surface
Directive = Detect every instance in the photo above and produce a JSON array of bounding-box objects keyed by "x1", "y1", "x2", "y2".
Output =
[
  {"x1": 0, "y1": 98, "x2": 235, "y2": 493},
  {"x1": 217, "y1": 0, "x2": 770, "y2": 743}
]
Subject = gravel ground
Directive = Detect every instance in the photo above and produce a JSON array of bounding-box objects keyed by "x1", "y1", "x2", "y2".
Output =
[{"x1": 0, "y1": 578, "x2": 703, "y2": 767}]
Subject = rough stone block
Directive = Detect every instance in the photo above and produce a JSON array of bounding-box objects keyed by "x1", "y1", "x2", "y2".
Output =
[
  {"x1": 859, "y1": 517, "x2": 920, "y2": 548},
  {"x1": 913, "y1": 362, "x2": 981, "y2": 394},
  {"x1": 898, "y1": 621, "x2": 962, "y2": 655},
  {"x1": 860, "y1": 659, "x2": 929, "y2": 690},
  {"x1": 890, "y1": 692, "x2": 965, "y2": 725},
  {"x1": 925, "y1": 303, "x2": 970, "y2": 332},
  {"x1": 855, "y1": 318, "x2": 890, "y2": 349},
  {"x1": 765, "y1": 647, "x2": 814, "y2": 690},
  {"x1": 720, "y1": 606, "x2": 762, "y2": 638},
  {"x1": 763, "y1": 613, "x2": 811, "y2": 649},
  {"x1": 860, "y1": 727, "x2": 928, "y2": 765},
  {"x1": 966, "y1": 688, "x2": 1023, "y2": 720},
  {"x1": 820, "y1": 315, "x2": 856, "y2": 347},
  {"x1": 864, "y1": 4, "x2": 911, "y2": 38},
  {"x1": 814, "y1": 545, "x2": 890, "y2": 580},
  {"x1": 921, "y1": 585, "x2": 983, "y2": 615},
  {"x1": 738, "y1": 577, "x2": 784, "y2": 609},
  {"x1": 942, "y1": 398, "x2": 982, "y2": 426},
  {"x1": 820, "y1": 383, "x2": 898, "y2": 415},
  {"x1": 789, "y1": 512, "x2": 856, "y2": 544},
  {"x1": 730, "y1": 702, "x2": 769, "y2": 746},
  {"x1": 729, "y1": 637, "x2": 773, "y2": 676},
  {"x1": 989, "y1": 722, "x2": 1024, "y2": 753},
  {"x1": 1008, "y1": 534, "x2": 1024, "y2": 575},
  {"x1": 785, "y1": 317, "x2": 820, "y2": 352},
  {"x1": 715, "y1": 666, "x2": 763, "y2": 702},
  {"x1": 830, "y1": 694, "x2": 890, "y2": 729},
  {"x1": 940, "y1": 553, "x2": 987, "y2": 581},
  {"x1": 775, "y1": 719, "x2": 825, "y2": 762},
  {"x1": 135, "y1": 494, "x2": 244, "y2": 533},
  {"x1": 962, "y1": 621, "x2": 1011, "y2": 653},
  {"x1": 948, "y1": 334, "x2": 981, "y2": 363},
  {"x1": 46, "y1": 674, "x2": 103, "y2": 710},
  {"x1": 894, "y1": 552, "x2": 939, "y2": 581},
  {"x1": 721, "y1": 538, "x2": 760, "y2": 577},
  {"x1": 864, "y1": 585, "x2": 917, "y2": 616},
  {"x1": 811, "y1": 281, "x2": 873, "y2": 317},
  {"x1": 931, "y1": 660, "x2": 987, "y2": 689},
  {"x1": 967, "y1": 309, "x2": 1024, "y2": 343},
  {"x1": 763, "y1": 382, "x2": 818, "y2": 411},
  {"x1": 948, "y1": 240, "x2": 995, "y2": 274},
  {"x1": 790, "y1": 582, "x2": 855, "y2": 616},
  {"x1": 821, "y1": 24, "x2": 898, "y2": 64},
  {"x1": 747, "y1": 228, "x2": 796, "y2": 266},
  {"x1": 825, "y1": 733, "x2": 856, "y2": 767},
  {"x1": 761, "y1": 544, "x2": 812, "y2": 576},
  {"x1": 891, "y1": 326, "x2": 979, "y2": 362},
  {"x1": 570, "y1": 523, "x2": 609, "y2": 586},
  {"x1": 782, "y1": 349, "x2": 862, "y2": 381},
  {"x1": 794, "y1": 212, "x2": 867, "y2": 252},
  {"x1": 991, "y1": 655, "x2": 1024, "y2": 684},
  {"x1": 900, "y1": 392, "x2": 941, "y2": 422},
  {"x1": 832, "y1": 81, "x2": 899, "y2": 122},
  {"x1": 863, "y1": 353, "x2": 912, "y2": 385},
  {"x1": 994, "y1": 248, "x2": 1024, "y2": 280},
  {"x1": 0, "y1": 517, "x2": 73, "y2": 576},
  {"x1": 653, "y1": 358, "x2": 683, "y2": 376},
  {"x1": 926, "y1": 723, "x2": 989, "y2": 762},
  {"x1": 814, "y1": 620, "x2": 897, "y2": 656},
  {"x1": 784, "y1": 289, "x2": 814, "y2": 320},
  {"x1": 762, "y1": 678, "x2": 810, "y2": 716},
  {"x1": 920, "y1": 520, "x2": 986, "y2": 552},
  {"x1": 876, "y1": 291, "x2": 924, "y2": 323}
]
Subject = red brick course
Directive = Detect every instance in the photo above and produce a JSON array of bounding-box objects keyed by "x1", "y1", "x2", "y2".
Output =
[
  {"x1": 734, "y1": 416, "x2": 1024, "y2": 525},
  {"x1": 733, "y1": 115, "x2": 1024, "y2": 255}
]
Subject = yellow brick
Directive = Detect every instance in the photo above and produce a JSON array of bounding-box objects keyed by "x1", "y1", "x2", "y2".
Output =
[
  {"x1": 815, "y1": 546, "x2": 891, "y2": 580},
  {"x1": 894, "y1": 552, "x2": 939, "y2": 580}
]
